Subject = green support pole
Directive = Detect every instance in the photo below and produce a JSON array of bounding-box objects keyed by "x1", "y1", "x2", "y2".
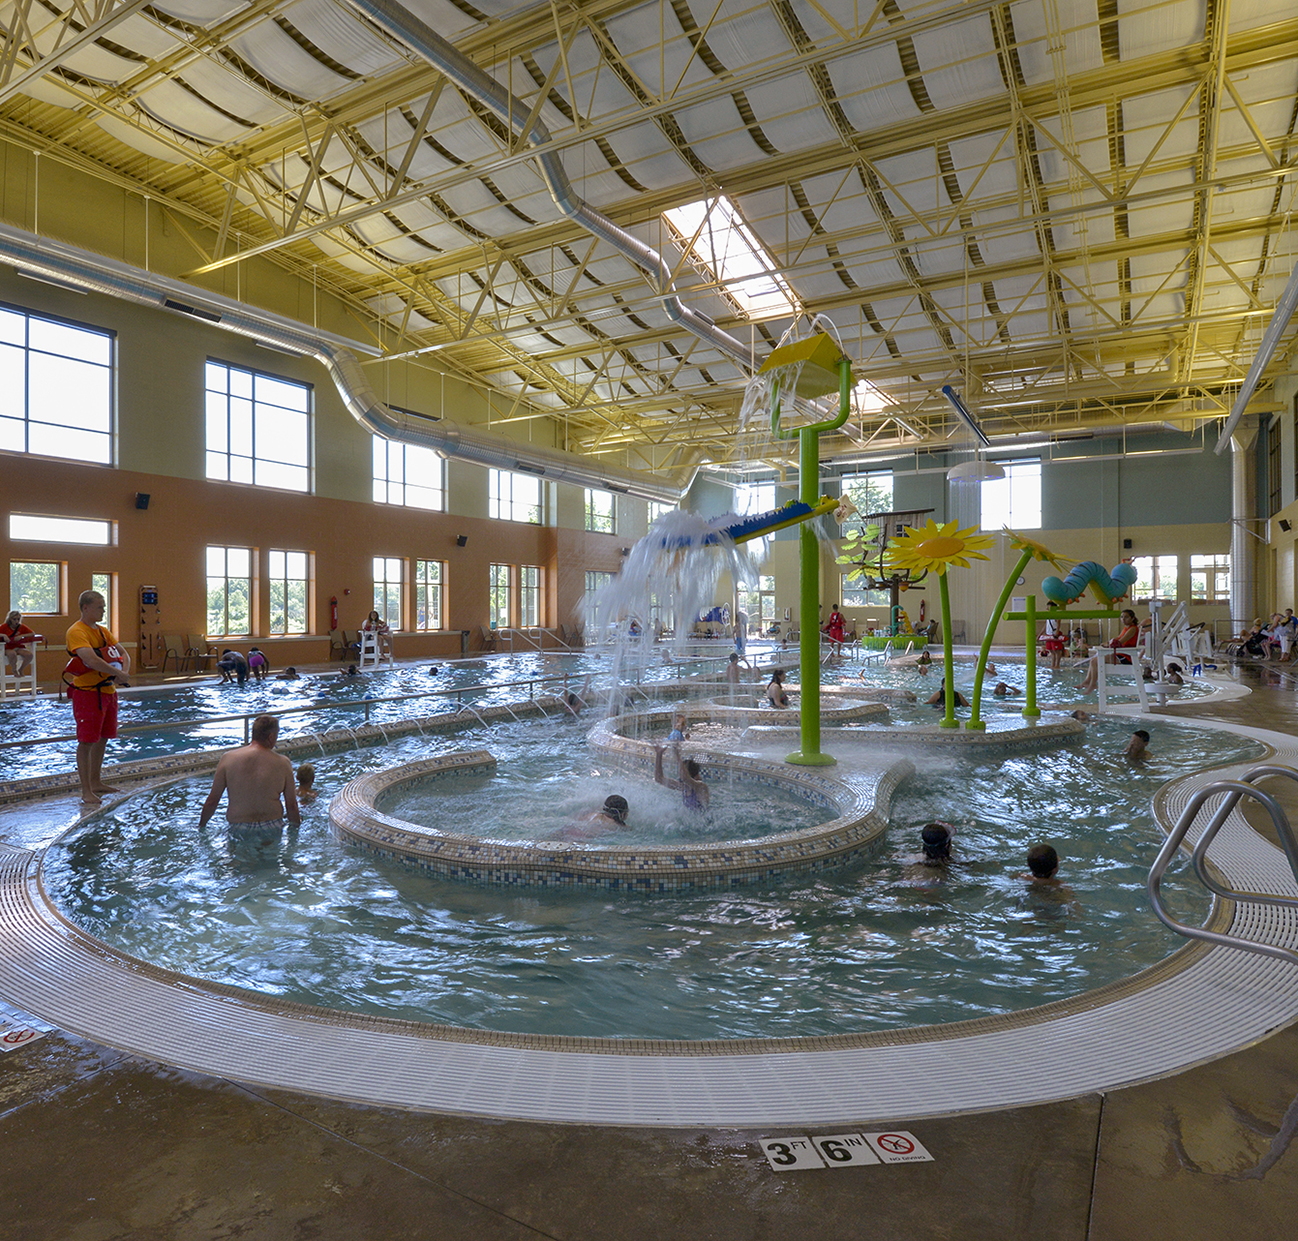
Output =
[
  {"x1": 967, "y1": 547, "x2": 1034, "y2": 731},
  {"x1": 1022, "y1": 594, "x2": 1041, "y2": 718},
  {"x1": 938, "y1": 572, "x2": 958, "y2": 728},
  {"x1": 772, "y1": 355, "x2": 851, "y2": 767}
]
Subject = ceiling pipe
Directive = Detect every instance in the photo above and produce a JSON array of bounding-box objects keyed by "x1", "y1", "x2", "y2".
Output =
[
  {"x1": 1215, "y1": 261, "x2": 1298, "y2": 455},
  {"x1": 345, "y1": 0, "x2": 757, "y2": 376},
  {"x1": 0, "y1": 221, "x2": 697, "y2": 503}
]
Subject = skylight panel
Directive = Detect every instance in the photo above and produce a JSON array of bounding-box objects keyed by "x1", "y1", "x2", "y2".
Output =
[{"x1": 664, "y1": 196, "x2": 798, "y2": 321}]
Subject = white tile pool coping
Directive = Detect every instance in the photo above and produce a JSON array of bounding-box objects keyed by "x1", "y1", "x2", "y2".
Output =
[{"x1": 1, "y1": 695, "x2": 1297, "y2": 1127}]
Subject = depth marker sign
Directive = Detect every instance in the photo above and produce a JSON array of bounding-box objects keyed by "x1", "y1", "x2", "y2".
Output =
[{"x1": 760, "y1": 1130, "x2": 933, "y2": 1171}]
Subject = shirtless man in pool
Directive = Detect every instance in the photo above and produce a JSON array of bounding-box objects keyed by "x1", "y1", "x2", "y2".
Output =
[{"x1": 198, "y1": 714, "x2": 300, "y2": 846}]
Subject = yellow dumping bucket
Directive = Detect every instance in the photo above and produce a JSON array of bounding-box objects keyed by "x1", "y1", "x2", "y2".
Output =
[{"x1": 757, "y1": 332, "x2": 849, "y2": 399}]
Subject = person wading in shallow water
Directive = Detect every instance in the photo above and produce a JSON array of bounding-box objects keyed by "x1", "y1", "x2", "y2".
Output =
[{"x1": 199, "y1": 714, "x2": 300, "y2": 850}]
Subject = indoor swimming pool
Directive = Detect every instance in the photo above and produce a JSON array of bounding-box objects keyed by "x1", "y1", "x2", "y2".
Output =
[{"x1": 39, "y1": 715, "x2": 1260, "y2": 1040}]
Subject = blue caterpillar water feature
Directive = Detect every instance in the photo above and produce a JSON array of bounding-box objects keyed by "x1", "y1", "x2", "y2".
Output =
[{"x1": 1041, "y1": 561, "x2": 1138, "y2": 605}]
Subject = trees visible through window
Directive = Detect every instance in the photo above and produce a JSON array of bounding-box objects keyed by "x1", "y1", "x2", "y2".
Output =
[
  {"x1": 842, "y1": 572, "x2": 891, "y2": 611},
  {"x1": 1190, "y1": 554, "x2": 1230, "y2": 602},
  {"x1": 206, "y1": 546, "x2": 251, "y2": 635},
  {"x1": 584, "y1": 488, "x2": 615, "y2": 533},
  {"x1": 92, "y1": 573, "x2": 112, "y2": 626},
  {"x1": 373, "y1": 437, "x2": 445, "y2": 510},
  {"x1": 488, "y1": 469, "x2": 543, "y2": 523},
  {"x1": 585, "y1": 570, "x2": 614, "y2": 593},
  {"x1": 840, "y1": 470, "x2": 893, "y2": 517},
  {"x1": 519, "y1": 565, "x2": 542, "y2": 626},
  {"x1": 415, "y1": 559, "x2": 445, "y2": 630},
  {"x1": 372, "y1": 557, "x2": 403, "y2": 627},
  {"x1": 1132, "y1": 554, "x2": 1178, "y2": 601},
  {"x1": 980, "y1": 459, "x2": 1041, "y2": 530},
  {"x1": 0, "y1": 304, "x2": 113, "y2": 464},
  {"x1": 489, "y1": 564, "x2": 512, "y2": 628},
  {"x1": 205, "y1": 360, "x2": 311, "y2": 492},
  {"x1": 737, "y1": 575, "x2": 777, "y2": 631},
  {"x1": 9, "y1": 561, "x2": 60, "y2": 613},
  {"x1": 268, "y1": 550, "x2": 308, "y2": 635}
]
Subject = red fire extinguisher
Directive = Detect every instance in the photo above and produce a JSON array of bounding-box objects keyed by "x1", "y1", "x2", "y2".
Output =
[
  {"x1": 919, "y1": 599, "x2": 927, "y2": 625},
  {"x1": 330, "y1": 595, "x2": 338, "y2": 631}
]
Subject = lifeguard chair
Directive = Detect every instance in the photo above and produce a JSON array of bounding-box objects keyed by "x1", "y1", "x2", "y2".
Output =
[
  {"x1": 0, "y1": 638, "x2": 41, "y2": 698},
  {"x1": 357, "y1": 628, "x2": 393, "y2": 670}
]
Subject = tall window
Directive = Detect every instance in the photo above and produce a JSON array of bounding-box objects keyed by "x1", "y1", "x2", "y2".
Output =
[
  {"x1": 842, "y1": 572, "x2": 891, "y2": 610},
  {"x1": 206, "y1": 546, "x2": 252, "y2": 635},
  {"x1": 585, "y1": 570, "x2": 614, "y2": 593},
  {"x1": 1269, "y1": 418, "x2": 1283, "y2": 515},
  {"x1": 91, "y1": 572, "x2": 112, "y2": 625},
  {"x1": 0, "y1": 304, "x2": 113, "y2": 464},
  {"x1": 488, "y1": 468, "x2": 543, "y2": 523},
  {"x1": 1190, "y1": 553, "x2": 1230, "y2": 602},
  {"x1": 584, "y1": 488, "x2": 616, "y2": 533},
  {"x1": 489, "y1": 564, "x2": 512, "y2": 628},
  {"x1": 1132, "y1": 554, "x2": 1178, "y2": 601},
  {"x1": 648, "y1": 501, "x2": 675, "y2": 523},
  {"x1": 519, "y1": 565, "x2": 542, "y2": 626},
  {"x1": 268, "y1": 550, "x2": 309, "y2": 635},
  {"x1": 373, "y1": 437, "x2": 445, "y2": 510},
  {"x1": 840, "y1": 469, "x2": 893, "y2": 517},
  {"x1": 205, "y1": 361, "x2": 311, "y2": 492},
  {"x1": 373, "y1": 557, "x2": 403, "y2": 626},
  {"x1": 980, "y1": 459, "x2": 1041, "y2": 530},
  {"x1": 737, "y1": 575, "x2": 777, "y2": 629},
  {"x1": 735, "y1": 480, "x2": 775, "y2": 515},
  {"x1": 414, "y1": 559, "x2": 445, "y2": 630},
  {"x1": 9, "y1": 561, "x2": 60, "y2": 613}
]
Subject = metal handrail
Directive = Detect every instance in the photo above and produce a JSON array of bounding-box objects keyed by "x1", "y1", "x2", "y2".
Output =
[
  {"x1": 0, "y1": 654, "x2": 743, "y2": 753},
  {"x1": 1148, "y1": 764, "x2": 1298, "y2": 966}
]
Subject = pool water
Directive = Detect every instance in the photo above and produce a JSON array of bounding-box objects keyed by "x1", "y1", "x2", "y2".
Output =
[
  {"x1": 382, "y1": 756, "x2": 829, "y2": 844},
  {"x1": 41, "y1": 716, "x2": 1263, "y2": 1040}
]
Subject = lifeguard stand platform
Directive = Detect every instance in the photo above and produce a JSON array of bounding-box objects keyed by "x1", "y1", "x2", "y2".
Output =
[
  {"x1": 0, "y1": 642, "x2": 41, "y2": 698},
  {"x1": 357, "y1": 629, "x2": 393, "y2": 670}
]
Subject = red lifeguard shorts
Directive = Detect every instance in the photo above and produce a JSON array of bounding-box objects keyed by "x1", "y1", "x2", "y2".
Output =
[{"x1": 71, "y1": 687, "x2": 118, "y2": 744}]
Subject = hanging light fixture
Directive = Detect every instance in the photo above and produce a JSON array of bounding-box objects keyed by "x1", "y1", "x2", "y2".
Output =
[{"x1": 942, "y1": 386, "x2": 1004, "y2": 481}]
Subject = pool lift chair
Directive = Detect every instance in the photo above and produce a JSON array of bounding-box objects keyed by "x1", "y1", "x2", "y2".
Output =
[{"x1": 1149, "y1": 765, "x2": 1298, "y2": 966}]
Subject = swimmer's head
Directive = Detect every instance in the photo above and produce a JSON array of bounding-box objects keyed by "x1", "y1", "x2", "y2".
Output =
[
  {"x1": 920, "y1": 822, "x2": 952, "y2": 860},
  {"x1": 1134, "y1": 729, "x2": 1151, "y2": 743},
  {"x1": 428, "y1": 665, "x2": 439, "y2": 675},
  {"x1": 297, "y1": 763, "x2": 315, "y2": 788},
  {"x1": 1027, "y1": 843, "x2": 1059, "y2": 878},
  {"x1": 603, "y1": 795, "x2": 628, "y2": 825},
  {"x1": 729, "y1": 653, "x2": 739, "y2": 663},
  {"x1": 918, "y1": 650, "x2": 932, "y2": 664},
  {"x1": 684, "y1": 759, "x2": 701, "y2": 779}
]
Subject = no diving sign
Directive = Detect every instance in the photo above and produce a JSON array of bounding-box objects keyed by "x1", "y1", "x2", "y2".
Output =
[{"x1": 760, "y1": 1130, "x2": 933, "y2": 1171}]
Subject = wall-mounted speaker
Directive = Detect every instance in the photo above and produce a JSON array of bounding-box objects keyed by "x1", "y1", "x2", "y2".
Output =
[
  {"x1": 1122, "y1": 538, "x2": 1132, "y2": 549},
  {"x1": 135, "y1": 492, "x2": 151, "y2": 510},
  {"x1": 456, "y1": 534, "x2": 468, "y2": 547},
  {"x1": 1281, "y1": 519, "x2": 1293, "y2": 532}
]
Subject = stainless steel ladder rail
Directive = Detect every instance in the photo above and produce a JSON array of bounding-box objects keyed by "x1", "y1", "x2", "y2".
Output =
[{"x1": 1148, "y1": 765, "x2": 1298, "y2": 965}]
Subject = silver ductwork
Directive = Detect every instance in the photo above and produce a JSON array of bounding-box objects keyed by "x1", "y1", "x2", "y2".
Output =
[
  {"x1": 346, "y1": 0, "x2": 756, "y2": 374},
  {"x1": 0, "y1": 221, "x2": 698, "y2": 503}
]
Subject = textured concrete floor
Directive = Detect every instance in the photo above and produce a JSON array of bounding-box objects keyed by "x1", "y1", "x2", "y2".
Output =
[{"x1": 4, "y1": 658, "x2": 1298, "y2": 1240}]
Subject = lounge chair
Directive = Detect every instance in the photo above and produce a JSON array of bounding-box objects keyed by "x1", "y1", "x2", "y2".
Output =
[
  {"x1": 479, "y1": 625, "x2": 498, "y2": 653},
  {"x1": 161, "y1": 634, "x2": 189, "y2": 672},
  {"x1": 186, "y1": 636, "x2": 214, "y2": 671}
]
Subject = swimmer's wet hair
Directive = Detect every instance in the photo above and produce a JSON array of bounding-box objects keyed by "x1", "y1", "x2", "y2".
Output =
[
  {"x1": 1027, "y1": 844, "x2": 1059, "y2": 877},
  {"x1": 920, "y1": 822, "x2": 952, "y2": 858},
  {"x1": 1134, "y1": 729, "x2": 1151, "y2": 742},
  {"x1": 603, "y1": 794, "x2": 628, "y2": 824},
  {"x1": 297, "y1": 763, "x2": 315, "y2": 786},
  {"x1": 684, "y1": 759, "x2": 701, "y2": 779}
]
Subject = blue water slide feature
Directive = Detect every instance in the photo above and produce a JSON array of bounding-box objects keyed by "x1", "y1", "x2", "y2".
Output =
[{"x1": 1041, "y1": 561, "x2": 1138, "y2": 605}]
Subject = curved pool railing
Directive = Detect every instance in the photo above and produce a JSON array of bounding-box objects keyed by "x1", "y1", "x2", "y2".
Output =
[{"x1": 1149, "y1": 763, "x2": 1298, "y2": 966}]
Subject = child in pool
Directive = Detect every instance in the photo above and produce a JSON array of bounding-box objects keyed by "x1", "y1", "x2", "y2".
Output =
[{"x1": 296, "y1": 763, "x2": 318, "y2": 804}]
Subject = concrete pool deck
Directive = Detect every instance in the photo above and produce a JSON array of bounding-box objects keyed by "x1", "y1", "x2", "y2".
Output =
[{"x1": 4, "y1": 654, "x2": 1298, "y2": 1237}]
